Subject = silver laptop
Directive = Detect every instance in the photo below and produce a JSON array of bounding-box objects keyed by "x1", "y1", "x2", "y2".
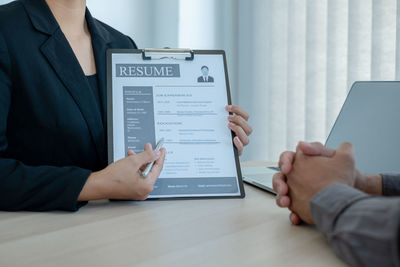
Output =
[
  {"x1": 325, "y1": 81, "x2": 400, "y2": 174},
  {"x1": 242, "y1": 165, "x2": 279, "y2": 194},
  {"x1": 243, "y1": 81, "x2": 400, "y2": 193}
]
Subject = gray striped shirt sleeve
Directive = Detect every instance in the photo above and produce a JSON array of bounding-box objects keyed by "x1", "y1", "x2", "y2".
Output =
[
  {"x1": 382, "y1": 174, "x2": 400, "y2": 196},
  {"x1": 310, "y1": 182, "x2": 400, "y2": 267}
]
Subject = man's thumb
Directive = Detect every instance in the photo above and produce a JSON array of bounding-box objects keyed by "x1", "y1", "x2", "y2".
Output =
[{"x1": 336, "y1": 142, "x2": 355, "y2": 160}]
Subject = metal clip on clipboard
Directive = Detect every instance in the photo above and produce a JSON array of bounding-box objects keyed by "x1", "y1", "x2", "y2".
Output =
[{"x1": 142, "y1": 48, "x2": 195, "y2": 61}]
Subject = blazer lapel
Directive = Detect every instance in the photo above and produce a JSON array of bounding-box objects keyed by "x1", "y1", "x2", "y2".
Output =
[
  {"x1": 40, "y1": 29, "x2": 107, "y2": 165},
  {"x1": 86, "y1": 9, "x2": 111, "y2": 128},
  {"x1": 21, "y1": 0, "x2": 112, "y2": 166}
]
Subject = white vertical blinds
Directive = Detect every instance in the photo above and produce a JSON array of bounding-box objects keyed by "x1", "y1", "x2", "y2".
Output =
[
  {"x1": 238, "y1": 0, "x2": 270, "y2": 160},
  {"x1": 1, "y1": 0, "x2": 399, "y2": 162},
  {"x1": 347, "y1": 0, "x2": 372, "y2": 89},
  {"x1": 286, "y1": 0, "x2": 306, "y2": 151},
  {"x1": 175, "y1": 0, "x2": 400, "y2": 162},
  {"x1": 232, "y1": 0, "x2": 400, "y2": 161},
  {"x1": 305, "y1": 0, "x2": 328, "y2": 146},
  {"x1": 371, "y1": 0, "x2": 397, "y2": 80},
  {"x1": 266, "y1": 0, "x2": 289, "y2": 161},
  {"x1": 326, "y1": 0, "x2": 348, "y2": 138}
]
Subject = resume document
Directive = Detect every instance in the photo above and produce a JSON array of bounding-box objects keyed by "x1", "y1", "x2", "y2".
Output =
[{"x1": 109, "y1": 51, "x2": 243, "y2": 198}]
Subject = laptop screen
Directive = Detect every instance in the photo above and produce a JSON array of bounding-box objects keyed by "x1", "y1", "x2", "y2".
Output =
[{"x1": 325, "y1": 82, "x2": 400, "y2": 174}]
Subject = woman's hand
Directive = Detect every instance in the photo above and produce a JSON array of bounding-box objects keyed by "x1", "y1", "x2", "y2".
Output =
[
  {"x1": 79, "y1": 143, "x2": 166, "y2": 201},
  {"x1": 226, "y1": 105, "x2": 252, "y2": 156}
]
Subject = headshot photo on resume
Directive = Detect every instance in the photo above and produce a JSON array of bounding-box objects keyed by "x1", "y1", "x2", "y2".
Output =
[{"x1": 197, "y1": 65, "x2": 214, "y2": 83}]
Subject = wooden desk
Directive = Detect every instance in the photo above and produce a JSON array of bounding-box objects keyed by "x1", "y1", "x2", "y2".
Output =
[{"x1": 0, "y1": 163, "x2": 346, "y2": 267}]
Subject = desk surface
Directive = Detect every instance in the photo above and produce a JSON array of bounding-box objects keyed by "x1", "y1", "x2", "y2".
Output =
[{"x1": 0, "y1": 162, "x2": 345, "y2": 267}]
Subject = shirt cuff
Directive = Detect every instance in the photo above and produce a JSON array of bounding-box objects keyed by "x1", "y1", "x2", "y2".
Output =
[
  {"x1": 63, "y1": 168, "x2": 91, "y2": 211},
  {"x1": 310, "y1": 184, "x2": 369, "y2": 237},
  {"x1": 382, "y1": 174, "x2": 400, "y2": 196}
]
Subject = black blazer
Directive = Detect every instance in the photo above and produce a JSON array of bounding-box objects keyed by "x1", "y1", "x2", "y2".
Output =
[
  {"x1": 0, "y1": 0, "x2": 136, "y2": 211},
  {"x1": 197, "y1": 76, "x2": 214, "y2": 83}
]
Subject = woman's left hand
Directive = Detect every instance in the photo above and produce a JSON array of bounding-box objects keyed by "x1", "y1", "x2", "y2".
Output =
[{"x1": 226, "y1": 105, "x2": 252, "y2": 156}]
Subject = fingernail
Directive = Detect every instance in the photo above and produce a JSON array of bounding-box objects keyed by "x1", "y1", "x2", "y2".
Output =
[
  {"x1": 228, "y1": 122, "x2": 234, "y2": 127},
  {"x1": 276, "y1": 184, "x2": 280, "y2": 193},
  {"x1": 226, "y1": 105, "x2": 231, "y2": 111},
  {"x1": 155, "y1": 150, "x2": 161, "y2": 157},
  {"x1": 228, "y1": 115, "x2": 234, "y2": 120}
]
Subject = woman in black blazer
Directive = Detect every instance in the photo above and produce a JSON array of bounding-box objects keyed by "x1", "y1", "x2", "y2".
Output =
[{"x1": 0, "y1": 0, "x2": 252, "y2": 211}]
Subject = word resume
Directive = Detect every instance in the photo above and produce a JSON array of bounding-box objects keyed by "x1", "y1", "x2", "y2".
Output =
[{"x1": 108, "y1": 50, "x2": 244, "y2": 198}]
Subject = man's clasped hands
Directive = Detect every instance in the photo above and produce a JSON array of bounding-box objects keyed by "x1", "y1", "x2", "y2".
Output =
[{"x1": 273, "y1": 141, "x2": 382, "y2": 225}]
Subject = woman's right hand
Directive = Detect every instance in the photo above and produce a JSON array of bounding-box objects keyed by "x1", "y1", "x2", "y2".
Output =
[{"x1": 78, "y1": 143, "x2": 166, "y2": 201}]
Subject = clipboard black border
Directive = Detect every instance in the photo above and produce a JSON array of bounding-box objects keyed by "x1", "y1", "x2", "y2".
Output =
[{"x1": 106, "y1": 49, "x2": 245, "y2": 200}]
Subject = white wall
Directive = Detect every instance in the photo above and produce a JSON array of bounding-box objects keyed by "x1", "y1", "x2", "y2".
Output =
[{"x1": 87, "y1": 0, "x2": 180, "y2": 48}]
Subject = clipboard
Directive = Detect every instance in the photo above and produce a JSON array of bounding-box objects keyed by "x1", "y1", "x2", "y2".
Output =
[{"x1": 107, "y1": 48, "x2": 245, "y2": 199}]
